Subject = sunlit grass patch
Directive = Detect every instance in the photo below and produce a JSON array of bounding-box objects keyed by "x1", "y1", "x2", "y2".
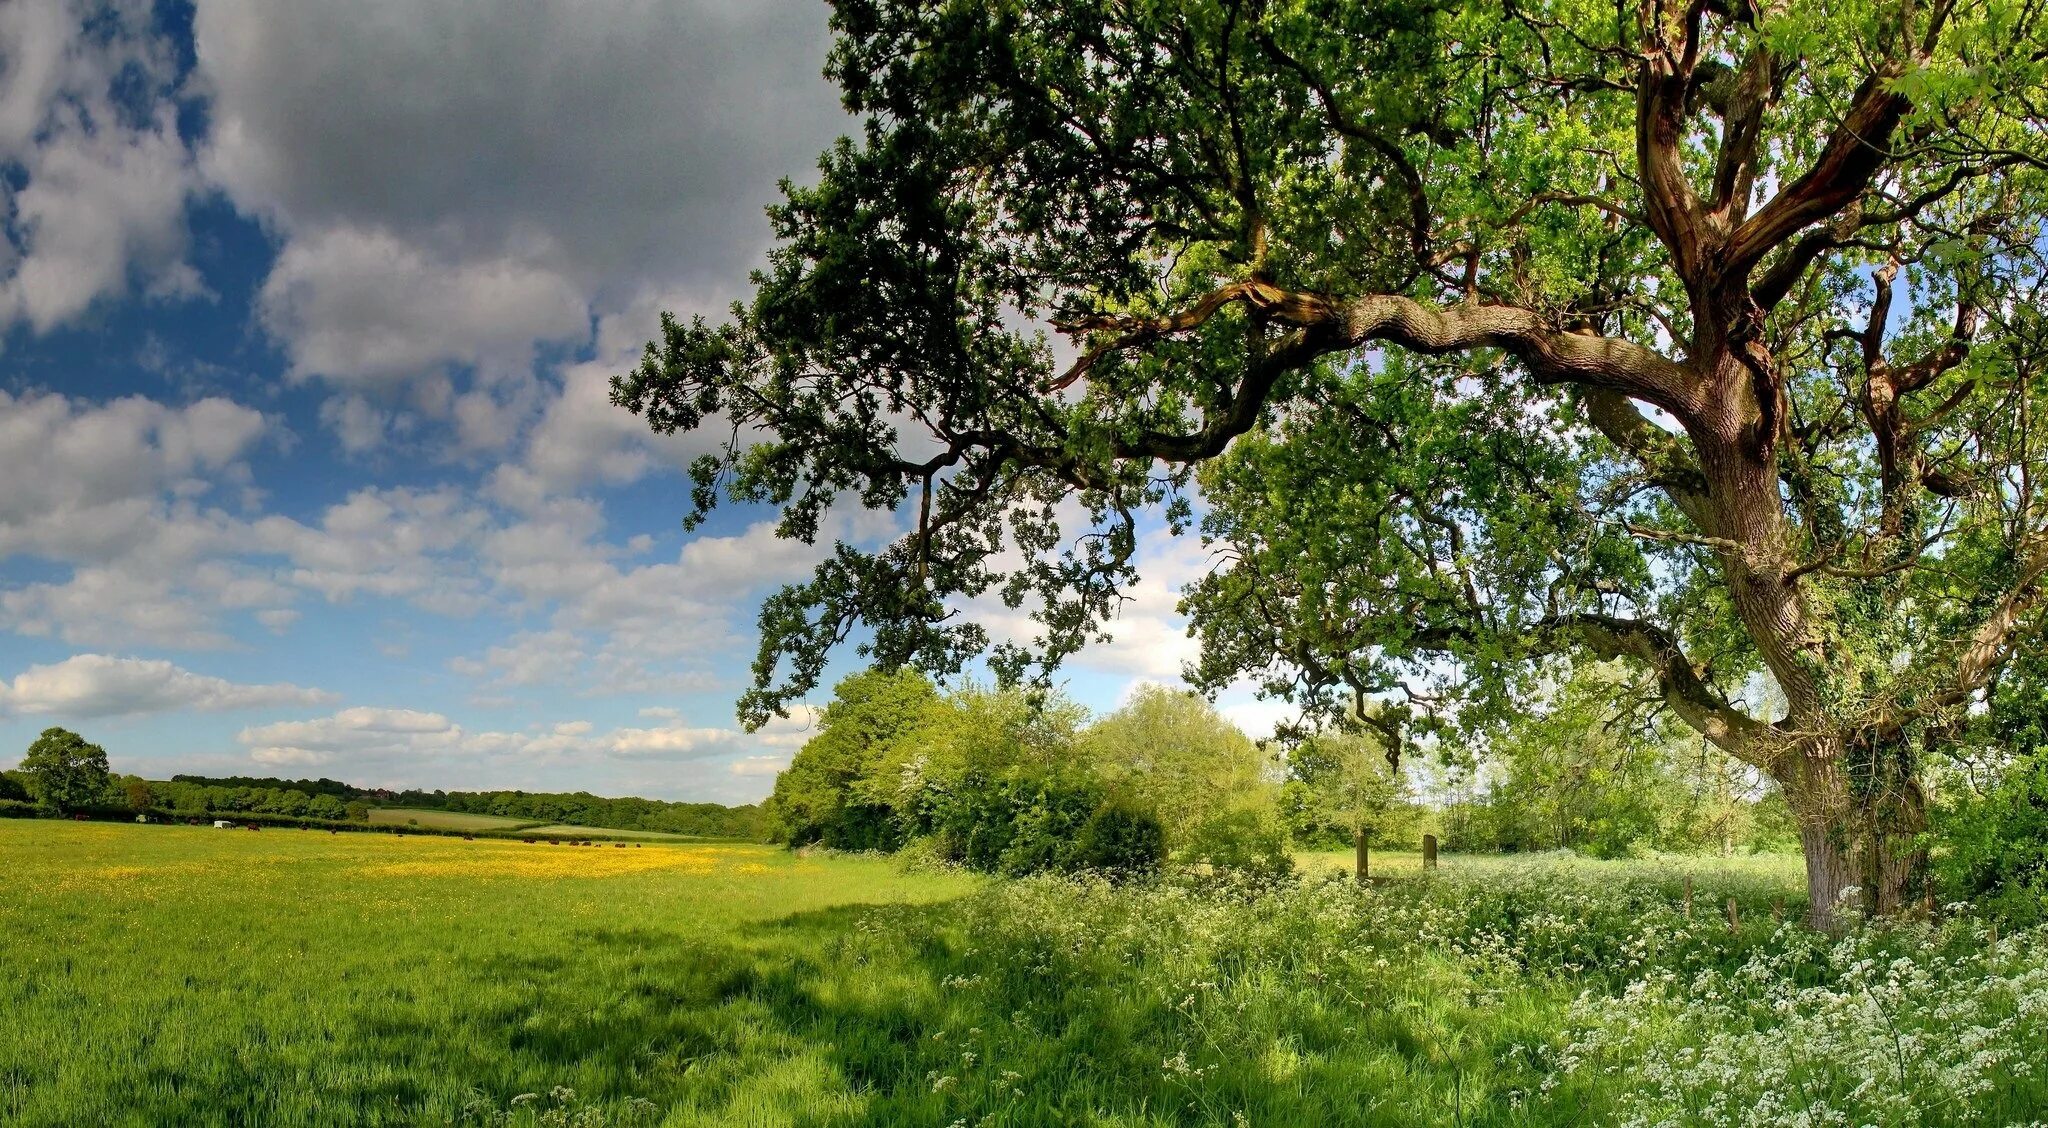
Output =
[
  {"x1": 3, "y1": 821, "x2": 2041, "y2": 1126},
  {"x1": 364, "y1": 807, "x2": 547, "y2": 831}
]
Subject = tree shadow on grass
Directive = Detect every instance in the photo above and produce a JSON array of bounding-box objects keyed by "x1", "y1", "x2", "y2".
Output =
[{"x1": 444, "y1": 896, "x2": 1571, "y2": 1128}]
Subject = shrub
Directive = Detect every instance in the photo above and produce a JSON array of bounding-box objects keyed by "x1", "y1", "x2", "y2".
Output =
[
  {"x1": 1177, "y1": 807, "x2": 1295, "y2": 882},
  {"x1": 1071, "y1": 801, "x2": 1165, "y2": 877},
  {"x1": 1935, "y1": 755, "x2": 2048, "y2": 924}
]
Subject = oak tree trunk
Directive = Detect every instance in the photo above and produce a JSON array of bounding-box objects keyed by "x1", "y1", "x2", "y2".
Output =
[{"x1": 1781, "y1": 744, "x2": 1929, "y2": 929}]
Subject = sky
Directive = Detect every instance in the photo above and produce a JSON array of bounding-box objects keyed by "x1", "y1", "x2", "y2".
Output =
[{"x1": 0, "y1": 0, "x2": 1288, "y2": 804}]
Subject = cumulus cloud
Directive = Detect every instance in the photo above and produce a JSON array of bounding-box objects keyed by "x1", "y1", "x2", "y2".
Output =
[
  {"x1": 0, "y1": 654, "x2": 335, "y2": 719},
  {"x1": 0, "y1": 0, "x2": 200, "y2": 332},
  {"x1": 258, "y1": 228, "x2": 587, "y2": 387},
  {"x1": 0, "y1": 390, "x2": 268, "y2": 561},
  {"x1": 238, "y1": 706, "x2": 463, "y2": 765},
  {"x1": 956, "y1": 514, "x2": 1211, "y2": 684},
  {"x1": 0, "y1": 390, "x2": 291, "y2": 647},
  {"x1": 194, "y1": 0, "x2": 843, "y2": 453},
  {"x1": 729, "y1": 754, "x2": 791, "y2": 777}
]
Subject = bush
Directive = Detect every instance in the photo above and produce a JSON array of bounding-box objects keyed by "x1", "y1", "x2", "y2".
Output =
[
  {"x1": 1936, "y1": 755, "x2": 2048, "y2": 924},
  {"x1": 1071, "y1": 801, "x2": 1165, "y2": 877},
  {"x1": 1178, "y1": 808, "x2": 1295, "y2": 882},
  {"x1": 927, "y1": 772, "x2": 1083, "y2": 876}
]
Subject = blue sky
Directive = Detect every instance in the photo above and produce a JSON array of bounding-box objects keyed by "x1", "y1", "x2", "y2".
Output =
[{"x1": 0, "y1": 0, "x2": 1284, "y2": 802}]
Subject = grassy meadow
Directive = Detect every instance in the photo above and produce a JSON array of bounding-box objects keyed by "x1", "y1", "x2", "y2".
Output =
[
  {"x1": 358, "y1": 809, "x2": 720, "y2": 842},
  {"x1": 5, "y1": 821, "x2": 2047, "y2": 1127},
  {"x1": 524, "y1": 825, "x2": 721, "y2": 843},
  {"x1": 363, "y1": 808, "x2": 547, "y2": 832}
]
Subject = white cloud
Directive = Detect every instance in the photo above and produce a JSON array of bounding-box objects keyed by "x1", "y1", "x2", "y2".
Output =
[
  {"x1": 235, "y1": 704, "x2": 803, "y2": 783},
  {"x1": 239, "y1": 706, "x2": 463, "y2": 766},
  {"x1": 0, "y1": 654, "x2": 335, "y2": 719},
  {"x1": 729, "y1": 754, "x2": 791, "y2": 777},
  {"x1": 1216, "y1": 694, "x2": 1301, "y2": 743},
  {"x1": 0, "y1": 390, "x2": 298, "y2": 647},
  {"x1": 958, "y1": 515, "x2": 1211, "y2": 684},
  {"x1": 0, "y1": 390, "x2": 268, "y2": 561},
  {"x1": 606, "y1": 724, "x2": 747, "y2": 760},
  {"x1": 0, "y1": 0, "x2": 200, "y2": 333}
]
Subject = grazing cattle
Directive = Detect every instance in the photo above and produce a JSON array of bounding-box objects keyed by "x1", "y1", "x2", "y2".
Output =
[{"x1": 523, "y1": 838, "x2": 535, "y2": 844}]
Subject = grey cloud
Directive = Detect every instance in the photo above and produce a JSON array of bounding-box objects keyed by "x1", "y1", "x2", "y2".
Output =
[{"x1": 196, "y1": 0, "x2": 844, "y2": 389}]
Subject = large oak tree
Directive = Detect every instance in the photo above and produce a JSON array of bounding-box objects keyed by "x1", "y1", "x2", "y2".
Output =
[{"x1": 617, "y1": 0, "x2": 2048, "y2": 924}]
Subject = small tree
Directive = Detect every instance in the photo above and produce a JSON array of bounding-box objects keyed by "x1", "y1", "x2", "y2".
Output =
[
  {"x1": 1286, "y1": 731, "x2": 1405, "y2": 880},
  {"x1": 1081, "y1": 684, "x2": 1275, "y2": 851},
  {"x1": 19, "y1": 728, "x2": 111, "y2": 816},
  {"x1": 123, "y1": 779, "x2": 155, "y2": 817}
]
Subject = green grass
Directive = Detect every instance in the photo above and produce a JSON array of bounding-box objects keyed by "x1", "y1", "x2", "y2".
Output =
[
  {"x1": 4, "y1": 823, "x2": 2043, "y2": 1126},
  {"x1": 363, "y1": 808, "x2": 548, "y2": 831},
  {"x1": 523, "y1": 825, "x2": 719, "y2": 842}
]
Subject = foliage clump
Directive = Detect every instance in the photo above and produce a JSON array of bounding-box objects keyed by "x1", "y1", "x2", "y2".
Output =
[{"x1": 18, "y1": 728, "x2": 110, "y2": 816}]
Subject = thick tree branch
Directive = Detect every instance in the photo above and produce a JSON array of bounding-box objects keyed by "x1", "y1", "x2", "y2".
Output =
[
  {"x1": 1065, "y1": 286, "x2": 1702, "y2": 465},
  {"x1": 1581, "y1": 388, "x2": 1712, "y2": 516},
  {"x1": 1726, "y1": 63, "x2": 1913, "y2": 274},
  {"x1": 1566, "y1": 612, "x2": 1770, "y2": 756}
]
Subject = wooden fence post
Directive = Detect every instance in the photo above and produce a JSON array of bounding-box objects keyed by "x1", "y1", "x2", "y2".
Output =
[
  {"x1": 1422, "y1": 834, "x2": 1438, "y2": 870},
  {"x1": 1354, "y1": 828, "x2": 1369, "y2": 882},
  {"x1": 1683, "y1": 875, "x2": 1693, "y2": 919},
  {"x1": 1726, "y1": 897, "x2": 1740, "y2": 933}
]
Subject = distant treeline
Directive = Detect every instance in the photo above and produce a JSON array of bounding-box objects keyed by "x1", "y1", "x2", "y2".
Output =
[
  {"x1": 390, "y1": 790, "x2": 768, "y2": 840},
  {"x1": 29, "y1": 772, "x2": 768, "y2": 840},
  {"x1": 170, "y1": 774, "x2": 363, "y2": 798}
]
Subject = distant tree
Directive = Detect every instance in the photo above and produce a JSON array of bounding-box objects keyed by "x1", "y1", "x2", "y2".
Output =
[
  {"x1": 1284, "y1": 729, "x2": 1407, "y2": 879},
  {"x1": 0, "y1": 769, "x2": 29, "y2": 803},
  {"x1": 767, "y1": 668, "x2": 941, "y2": 847},
  {"x1": 344, "y1": 802, "x2": 369, "y2": 822},
  {"x1": 1081, "y1": 684, "x2": 1275, "y2": 853},
  {"x1": 1480, "y1": 664, "x2": 1671, "y2": 858},
  {"x1": 1664, "y1": 737, "x2": 1766, "y2": 857},
  {"x1": 19, "y1": 728, "x2": 111, "y2": 815},
  {"x1": 123, "y1": 779, "x2": 155, "y2": 816}
]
